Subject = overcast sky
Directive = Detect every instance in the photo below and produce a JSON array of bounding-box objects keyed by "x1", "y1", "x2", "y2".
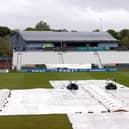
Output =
[{"x1": 0, "y1": 0, "x2": 129, "y2": 31}]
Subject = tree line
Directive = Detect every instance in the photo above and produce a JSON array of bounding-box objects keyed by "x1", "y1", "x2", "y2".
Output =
[
  {"x1": 0, "y1": 26, "x2": 12, "y2": 56},
  {"x1": 107, "y1": 29, "x2": 129, "y2": 47},
  {"x1": 1, "y1": 20, "x2": 129, "y2": 56}
]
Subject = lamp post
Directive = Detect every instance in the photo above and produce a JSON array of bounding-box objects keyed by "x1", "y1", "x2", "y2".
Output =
[{"x1": 100, "y1": 17, "x2": 103, "y2": 31}]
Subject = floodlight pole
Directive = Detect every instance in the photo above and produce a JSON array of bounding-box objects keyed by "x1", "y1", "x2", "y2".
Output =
[{"x1": 100, "y1": 17, "x2": 103, "y2": 31}]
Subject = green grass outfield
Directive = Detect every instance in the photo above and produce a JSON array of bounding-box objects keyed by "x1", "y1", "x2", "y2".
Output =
[
  {"x1": 0, "y1": 71, "x2": 129, "y2": 89},
  {"x1": 0, "y1": 71, "x2": 129, "y2": 129},
  {"x1": 0, "y1": 115, "x2": 72, "y2": 129}
]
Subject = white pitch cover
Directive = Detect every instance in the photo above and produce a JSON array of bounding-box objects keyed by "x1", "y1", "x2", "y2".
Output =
[{"x1": 0, "y1": 80, "x2": 129, "y2": 129}]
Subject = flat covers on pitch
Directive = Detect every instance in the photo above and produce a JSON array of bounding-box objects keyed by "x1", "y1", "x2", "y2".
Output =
[{"x1": 1, "y1": 80, "x2": 129, "y2": 129}]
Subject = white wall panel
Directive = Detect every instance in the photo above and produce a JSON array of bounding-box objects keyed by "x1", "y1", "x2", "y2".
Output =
[
  {"x1": 98, "y1": 51, "x2": 129, "y2": 64},
  {"x1": 13, "y1": 51, "x2": 129, "y2": 68}
]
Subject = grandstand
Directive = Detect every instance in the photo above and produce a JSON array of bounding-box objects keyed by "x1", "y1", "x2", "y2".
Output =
[
  {"x1": 9, "y1": 31, "x2": 122, "y2": 71},
  {"x1": 98, "y1": 51, "x2": 129, "y2": 64},
  {"x1": 9, "y1": 30, "x2": 129, "y2": 71},
  {"x1": 10, "y1": 31, "x2": 118, "y2": 51},
  {"x1": 13, "y1": 51, "x2": 129, "y2": 70}
]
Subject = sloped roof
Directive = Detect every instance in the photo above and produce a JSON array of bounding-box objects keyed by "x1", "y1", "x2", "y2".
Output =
[{"x1": 19, "y1": 31, "x2": 118, "y2": 42}]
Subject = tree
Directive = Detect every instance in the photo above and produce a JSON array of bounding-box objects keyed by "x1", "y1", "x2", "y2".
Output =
[
  {"x1": 93, "y1": 29, "x2": 100, "y2": 32},
  {"x1": 71, "y1": 30, "x2": 77, "y2": 32},
  {"x1": 107, "y1": 29, "x2": 118, "y2": 39},
  {"x1": 25, "y1": 21, "x2": 51, "y2": 31},
  {"x1": 107, "y1": 29, "x2": 122, "y2": 46},
  {"x1": 120, "y1": 29, "x2": 129, "y2": 37},
  {"x1": 0, "y1": 26, "x2": 11, "y2": 37},
  {"x1": 121, "y1": 36, "x2": 129, "y2": 46},
  {"x1": 52, "y1": 28, "x2": 69, "y2": 32},
  {"x1": 0, "y1": 37, "x2": 13, "y2": 56},
  {"x1": 35, "y1": 21, "x2": 51, "y2": 31},
  {"x1": 25, "y1": 27, "x2": 35, "y2": 31},
  {"x1": 118, "y1": 29, "x2": 129, "y2": 46}
]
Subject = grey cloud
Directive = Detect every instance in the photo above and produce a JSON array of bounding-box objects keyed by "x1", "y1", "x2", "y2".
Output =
[
  {"x1": 57, "y1": 0, "x2": 129, "y2": 11},
  {"x1": 0, "y1": 0, "x2": 129, "y2": 31}
]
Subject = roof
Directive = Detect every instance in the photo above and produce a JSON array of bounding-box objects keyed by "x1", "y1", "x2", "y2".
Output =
[{"x1": 19, "y1": 31, "x2": 118, "y2": 42}]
